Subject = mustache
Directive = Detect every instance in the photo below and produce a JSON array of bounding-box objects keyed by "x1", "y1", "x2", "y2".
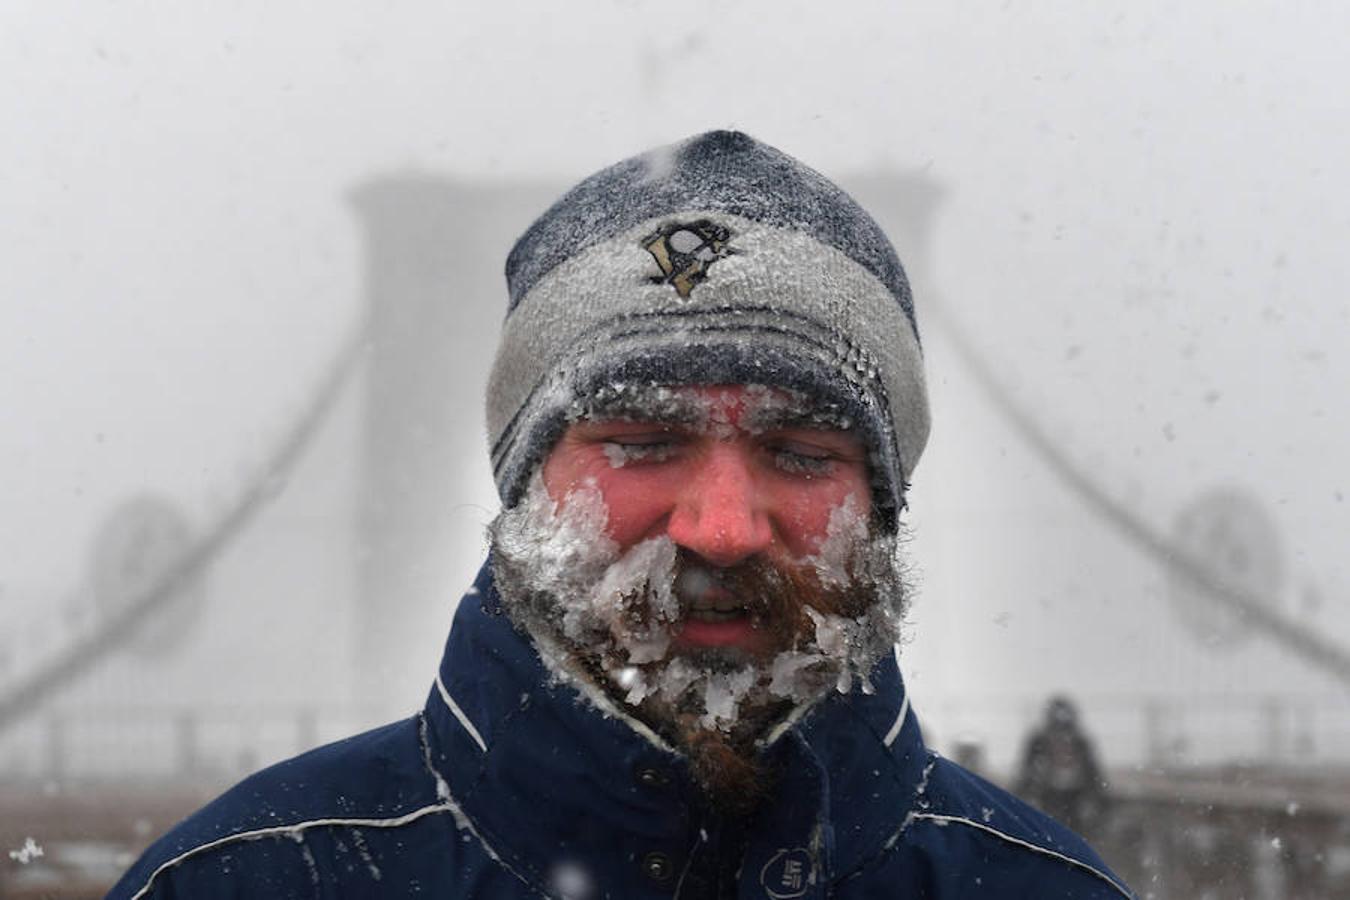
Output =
[{"x1": 620, "y1": 549, "x2": 872, "y2": 645}]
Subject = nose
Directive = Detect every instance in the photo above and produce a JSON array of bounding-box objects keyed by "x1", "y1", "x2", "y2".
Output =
[{"x1": 665, "y1": 443, "x2": 773, "y2": 566}]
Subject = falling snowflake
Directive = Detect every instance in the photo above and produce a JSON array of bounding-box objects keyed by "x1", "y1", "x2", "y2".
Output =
[{"x1": 8, "y1": 837, "x2": 43, "y2": 864}]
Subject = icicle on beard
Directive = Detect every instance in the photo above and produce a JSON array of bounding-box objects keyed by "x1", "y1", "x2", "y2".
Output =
[{"x1": 488, "y1": 473, "x2": 911, "y2": 817}]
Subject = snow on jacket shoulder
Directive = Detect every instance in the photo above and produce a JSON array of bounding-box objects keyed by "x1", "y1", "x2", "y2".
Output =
[{"x1": 110, "y1": 563, "x2": 1133, "y2": 899}]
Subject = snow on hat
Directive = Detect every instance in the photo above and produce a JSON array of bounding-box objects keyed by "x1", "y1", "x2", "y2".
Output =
[{"x1": 486, "y1": 130, "x2": 930, "y2": 528}]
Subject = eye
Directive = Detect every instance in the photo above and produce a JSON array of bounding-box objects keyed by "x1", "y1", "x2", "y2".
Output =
[
  {"x1": 768, "y1": 442, "x2": 835, "y2": 476},
  {"x1": 600, "y1": 435, "x2": 681, "y2": 467}
]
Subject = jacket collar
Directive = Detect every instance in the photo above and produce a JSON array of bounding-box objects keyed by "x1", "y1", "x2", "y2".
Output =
[{"x1": 422, "y1": 562, "x2": 931, "y2": 896}]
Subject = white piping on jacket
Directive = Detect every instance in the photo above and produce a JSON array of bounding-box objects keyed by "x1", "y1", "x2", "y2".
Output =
[
  {"x1": 882, "y1": 690, "x2": 910, "y2": 748},
  {"x1": 127, "y1": 804, "x2": 454, "y2": 900},
  {"x1": 528, "y1": 628, "x2": 677, "y2": 754},
  {"x1": 436, "y1": 669, "x2": 488, "y2": 753},
  {"x1": 760, "y1": 698, "x2": 818, "y2": 749},
  {"x1": 909, "y1": 813, "x2": 1134, "y2": 898}
]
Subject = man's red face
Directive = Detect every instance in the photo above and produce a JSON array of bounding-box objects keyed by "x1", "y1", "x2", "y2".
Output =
[
  {"x1": 490, "y1": 381, "x2": 906, "y2": 806},
  {"x1": 541, "y1": 384, "x2": 872, "y2": 658}
]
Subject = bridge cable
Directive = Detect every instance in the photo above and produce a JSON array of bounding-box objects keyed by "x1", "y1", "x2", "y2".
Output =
[
  {"x1": 926, "y1": 299, "x2": 1350, "y2": 688},
  {"x1": 0, "y1": 318, "x2": 371, "y2": 733}
]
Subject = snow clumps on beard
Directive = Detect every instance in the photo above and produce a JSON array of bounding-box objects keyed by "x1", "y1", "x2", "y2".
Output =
[
  {"x1": 491, "y1": 472, "x2": 911, "y2": 742},
  {"x1": 490, "y1": 472, "x2": 681, "y2": 673},
  {"x1": 768, "y1": 493, "x2": 909, "y2": 700},
  {"x1": 490, "y1": 475, "x2": 758, "y2": 729}
]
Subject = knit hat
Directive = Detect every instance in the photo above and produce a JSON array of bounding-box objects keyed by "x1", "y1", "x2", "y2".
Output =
[{"x1": 486, "y1": 130, "x2": 929, "y2": 528}]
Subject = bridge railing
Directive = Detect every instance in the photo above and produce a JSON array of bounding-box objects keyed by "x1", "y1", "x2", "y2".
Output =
[
  {"x1": 2, "y1": 693, "x2": 1346, "y2": 787},
  {"x1": 0, "y1": 703, "x2": 391, "y2": 785},
  {"x1": 919, "y1": 691, "x2": 1350, "y2": 775}
]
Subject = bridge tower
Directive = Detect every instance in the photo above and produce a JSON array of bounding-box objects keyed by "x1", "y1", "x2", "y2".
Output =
[{"x1": 348, "y1": 176, "x2": 554, "y2": 713}]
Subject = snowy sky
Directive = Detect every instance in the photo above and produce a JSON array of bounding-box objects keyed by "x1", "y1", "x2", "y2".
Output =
[{"x1": 4, "y1": 2, "x2": 1349, "y2": 750}]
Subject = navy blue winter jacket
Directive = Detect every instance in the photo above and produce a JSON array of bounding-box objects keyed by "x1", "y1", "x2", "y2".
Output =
[{"x1": 110, "y1": 563, "x2": 1133, "y2": 898}]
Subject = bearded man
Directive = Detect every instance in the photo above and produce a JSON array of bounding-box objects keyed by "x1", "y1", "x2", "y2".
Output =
[{"x1": 111, "y1": 131, "x2": 1131, "y2": 899}]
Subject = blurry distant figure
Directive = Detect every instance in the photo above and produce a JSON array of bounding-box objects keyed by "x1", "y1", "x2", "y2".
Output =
[
  {"x1": 1016, "y1": 696, "x2": 1109, "y2": 837},
  {"x1": 951, "y1": 736, "x2": 987, "y2": 778}
]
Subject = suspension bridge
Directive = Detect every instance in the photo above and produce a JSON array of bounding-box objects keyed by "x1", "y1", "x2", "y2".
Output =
[{"x1": 2, "y1": 173, "x2": 1348, "y2": 897}]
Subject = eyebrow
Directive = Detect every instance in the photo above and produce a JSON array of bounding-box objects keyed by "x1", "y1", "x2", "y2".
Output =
[{"x1": 740, "y1": 403, "x2": 855, "y2": 434}]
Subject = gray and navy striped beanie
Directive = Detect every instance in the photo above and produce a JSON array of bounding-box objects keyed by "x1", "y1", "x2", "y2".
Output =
[{"x1": 486, "y1": 130, "x2": 930, "y2": 529}]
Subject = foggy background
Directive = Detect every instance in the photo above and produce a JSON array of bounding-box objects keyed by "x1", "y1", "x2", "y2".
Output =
[{"x1": 3, "y1": 4, "x2": 1349, "y2": 890}]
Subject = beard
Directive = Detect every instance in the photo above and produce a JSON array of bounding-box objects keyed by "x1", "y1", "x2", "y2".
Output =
[{"x1": 488, "y1": 473, "x2": 912, "y2": 816}]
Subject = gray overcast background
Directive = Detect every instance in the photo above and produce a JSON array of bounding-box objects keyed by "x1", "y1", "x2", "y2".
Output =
[{"x1": 3, "y1": 2, "x2": 1348, "y2": 770}]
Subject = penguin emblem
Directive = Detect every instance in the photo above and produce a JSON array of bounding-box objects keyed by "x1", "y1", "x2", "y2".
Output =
[{"x1": 642, "y1": 219, "x2": 736, "y2": 298}]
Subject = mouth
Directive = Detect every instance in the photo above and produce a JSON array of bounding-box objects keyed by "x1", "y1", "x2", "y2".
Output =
[
  {"x1": 685, "y1": 588, "x2": 750, "y2": 623},
  {"x1": 673, "y1": 566, "x2": 763, "y2": 650}
]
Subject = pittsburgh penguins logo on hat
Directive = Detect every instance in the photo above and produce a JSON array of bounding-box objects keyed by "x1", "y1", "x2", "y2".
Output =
[{"x1": 642, "y1": 219, "x2": 736, "y2": 298}]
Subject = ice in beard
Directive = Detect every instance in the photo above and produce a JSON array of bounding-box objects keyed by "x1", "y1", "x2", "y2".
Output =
[
  {"x1": 490, "y1": 471, "x2": 679, "y2": 668},
  {"x1": 491, "y1": 471, "x2": 908, "y2": 737}
]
